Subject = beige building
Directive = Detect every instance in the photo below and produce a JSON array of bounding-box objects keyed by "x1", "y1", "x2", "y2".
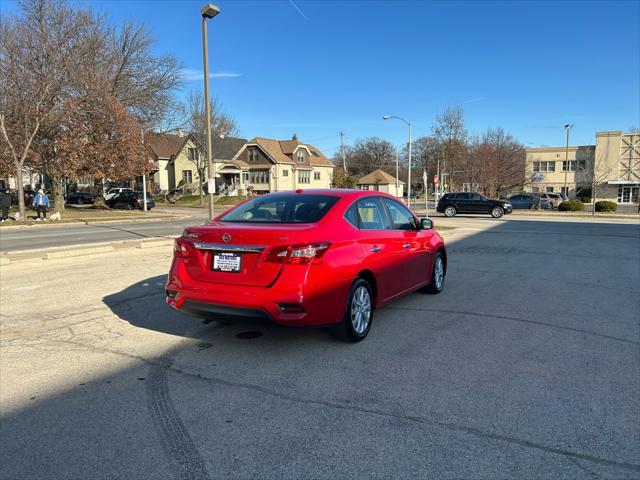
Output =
[
  {"x1": 357, "y1": 169, "x2": 404, "y2": 198},
  {"x1": 525, "y1": 131, "x2": 640, "y2": 204},
  {"x1": 145, "y1": 131, "x2": 204, "y2": 193},
  {"x1": 226, "y1": 135, "x2": 335, "y2": 194}
]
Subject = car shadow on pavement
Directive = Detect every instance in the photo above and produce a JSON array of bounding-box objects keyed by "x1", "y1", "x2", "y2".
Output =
[{"x1": 102, "y1": 274, "x2": 336, "y2": 344}]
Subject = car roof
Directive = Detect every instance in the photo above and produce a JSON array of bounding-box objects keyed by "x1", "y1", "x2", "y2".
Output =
[{"x1": 264, "y1": 188, "x2": 398, "y2": 200}]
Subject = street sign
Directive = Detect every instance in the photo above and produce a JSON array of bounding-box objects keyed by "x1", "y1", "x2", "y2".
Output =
[{"x1": 207, "y1": 178, "x2": 216, "y2": 194}]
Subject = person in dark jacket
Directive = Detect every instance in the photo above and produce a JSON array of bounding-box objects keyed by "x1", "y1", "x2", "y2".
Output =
[{"x1": 0, "y1": 188, "x2": 10, "y2": 221}]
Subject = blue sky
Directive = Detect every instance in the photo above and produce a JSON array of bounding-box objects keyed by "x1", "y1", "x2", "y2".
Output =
[{"x1": 2, "y1": 0, "x2": 639, "y2": 155}]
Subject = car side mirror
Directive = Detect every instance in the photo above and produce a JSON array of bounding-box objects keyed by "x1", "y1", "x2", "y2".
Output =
[{"x1": 420, "y1": 218, "x2": 434, "y2": 230}]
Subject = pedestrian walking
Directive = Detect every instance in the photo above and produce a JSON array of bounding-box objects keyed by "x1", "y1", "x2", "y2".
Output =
[
  {"x1": 32, "y1": 189, "x2": 50, "y2": 221},
  {"x1": 0, "y1": 188, "x2": 10, "y2": 222}
]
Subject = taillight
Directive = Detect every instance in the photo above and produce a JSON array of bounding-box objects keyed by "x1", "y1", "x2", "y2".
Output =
[
  {"x1": 264, "y1": 242, "x2": 331, "y2": 265},
  {"x1": 173, "y1": 238, "x2": 193, "y2": 258}
]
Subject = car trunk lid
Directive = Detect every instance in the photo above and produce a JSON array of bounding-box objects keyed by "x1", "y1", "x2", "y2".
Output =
[{"x1": 180, "y1": 222, "x2": 315, "y2": 287}]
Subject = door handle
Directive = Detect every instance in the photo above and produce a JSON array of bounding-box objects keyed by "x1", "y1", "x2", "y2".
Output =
[
  {"x1": 370, "y1": 247, "x2": 381, "y2": 253},
  {"x1": 403, "y1": 243, "x2": 411, "y2": 249}
]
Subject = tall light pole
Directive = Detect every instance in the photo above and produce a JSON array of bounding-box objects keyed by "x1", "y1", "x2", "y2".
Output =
[
  {"x1": 201, "y1": 3, "x2": 220, "y2": 219},
  {"x1": 394, "y1": 145, "x2": 401, "y2": 197},
  {"x1": 563, "y1": 124, "x2": 574, "y2": 198},
  {"x1": 383, "y1": 115, "x2": 412, "y2": 208}
]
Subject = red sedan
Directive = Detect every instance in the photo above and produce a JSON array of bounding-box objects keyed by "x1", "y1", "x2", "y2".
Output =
[{"x1": 166, "y1": 189, "x2": 447, "y2": 342}]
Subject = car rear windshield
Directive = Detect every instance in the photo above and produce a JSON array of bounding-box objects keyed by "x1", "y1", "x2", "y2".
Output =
[{"x1": 220, "y1": 194, "x2": 340, "y2": 223}]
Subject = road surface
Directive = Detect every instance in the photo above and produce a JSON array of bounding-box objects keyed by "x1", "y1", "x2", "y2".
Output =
[{"x1": 1, "y1": 216, "x2": 638, "y2": 479}]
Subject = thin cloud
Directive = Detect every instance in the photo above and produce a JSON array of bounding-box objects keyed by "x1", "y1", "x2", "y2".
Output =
[
  {"x1": 181, "y1": 68, "x2": 243, "y2": 81},
  {"x1": 462, "y1": 96, "x2": 486, "y2": 104},
  {"x1": 289, "y1": 0, "x2": 308, "y2": 20}
]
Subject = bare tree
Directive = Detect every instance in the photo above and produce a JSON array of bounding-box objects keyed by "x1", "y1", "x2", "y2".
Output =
[
  {"x1": 466, "y1": 127, "x2": 525, "y2": 196},
  {"x1": 181, "y1": 89, "x2": 238, "y2": 204},
  {"x1": 107, "y1": 22, "x2": 183, "y2": 130},
  {"x1": 343, "y1": 137, "x2": 396, "y2": 178},
  {"x1": 583, "y1": 153, "x2": 614, "y2": 216},
  {"x1": 431, "y1": 105, "x2": 468, "y2": 190},
  {"x1": 0, "y1": 0, "x2": 99, "y2": 218},
  {"x1": 1, "y1": 0, "x2": 183, "y2": 216}
]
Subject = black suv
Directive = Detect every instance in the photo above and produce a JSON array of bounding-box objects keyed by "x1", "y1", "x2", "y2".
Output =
[
  {"x1": 437, "y1": 192, "x2": 512, "y2": 218},
  {"x1": 105, "y1": 191, "x2": 155, "y2": 210}
]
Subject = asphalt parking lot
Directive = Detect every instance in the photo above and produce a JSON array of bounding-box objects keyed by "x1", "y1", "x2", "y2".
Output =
[{"x1": 1, "y1": 216, "x2": 639, "y2": 479}]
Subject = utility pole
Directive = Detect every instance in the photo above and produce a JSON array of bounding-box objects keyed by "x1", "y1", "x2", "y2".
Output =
[
  {"x1": 339, "y1": 131, "x2": 346, "y2": 173},
  {"x1": 141, "y1": 129, "x2": 147, "y2": 212},
  {"x1": 563, "y1": 124, "x2": 574, "y2": 198}
]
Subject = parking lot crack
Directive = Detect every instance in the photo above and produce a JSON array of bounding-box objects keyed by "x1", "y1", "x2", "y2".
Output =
[{"x1": 387, "y1": 306, "x2": 640, "y2": 346}]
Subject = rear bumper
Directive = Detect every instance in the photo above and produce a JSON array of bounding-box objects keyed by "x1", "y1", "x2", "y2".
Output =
[
  {"x1": 178, "y1": 300, "x2": 274, "y2": 324},
  {"x1": 166, "y1": 258, "x2": 351, "y2": 327}
]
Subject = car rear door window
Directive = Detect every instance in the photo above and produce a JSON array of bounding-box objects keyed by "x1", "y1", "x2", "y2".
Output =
[
  {"x1": 220, "y1": 194, "x2": 339, "y2": 223},
  {"x1": 357, "y1": 198, "x2": 390, "y2": 230},
  {"x1": 382, "y1": 198, "x2": 418, "y2": 230}
]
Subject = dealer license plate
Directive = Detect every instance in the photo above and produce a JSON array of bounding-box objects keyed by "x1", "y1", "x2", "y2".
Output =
[{"x1": 212, "y1": 252, "x2": 242, "y2": 273}]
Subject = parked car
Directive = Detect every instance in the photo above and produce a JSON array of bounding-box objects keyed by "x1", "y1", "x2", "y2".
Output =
[
  {"x1": 10, "y1": 189, "x2": 36, "y2": 206},
  {"x1": 104, "y1": 187, "x2": 134, "y2": 202},
  {"x1": 535, "y1": 192, "x2": 564, "y2": 209},
  {"x1": 66, "y1": 192, "x2": 96, "y2": 205},
  {"x1": 166, "y1": 189, "x2": 447, "y2": 342},
  {"x1": 105, "y1": 191, "x2": 154, "y2": 210},
  {"x1": 508, "y1": 193, "x2": 546, "y2": 210},
  {"x1": 436, "y1": 192, "x2": 513, "y2": 218}
]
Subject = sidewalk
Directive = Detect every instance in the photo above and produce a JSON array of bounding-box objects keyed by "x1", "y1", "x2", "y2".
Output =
[{"x1": 0, "y1": 236, "x2": 174, "y2": 266}]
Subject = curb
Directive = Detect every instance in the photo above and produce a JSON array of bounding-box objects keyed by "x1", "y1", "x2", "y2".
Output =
[{"x1": 0, "y1": 237, "x2": 174, "y2": 266}]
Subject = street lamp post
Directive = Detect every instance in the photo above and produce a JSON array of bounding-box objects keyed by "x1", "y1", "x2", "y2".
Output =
[
  {"x1": 383, "y1": 115, "x2": 412, "y2": 208},
  {"x1": 201, "y1": 3, "x2": 220, "y2": 219},
  {"x1": 563, "y1": 124, "x2": 574, "y2": 198}
]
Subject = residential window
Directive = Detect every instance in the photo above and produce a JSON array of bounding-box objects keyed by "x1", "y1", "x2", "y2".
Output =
[
  {"x1": 297, "y1": 151, "x2": 305, "y2": 163},
  {"x1": 282, "y1": 169, "x2": 289, "y2": 177},
  {"x1": 187, "y1": 148, "x2": 198, "y2": 161},
  {"x1": 546, "y1": 187, "x2": 554, "y2": 193},
  {"x1": 298, "y1": 170, "x2": 310, "y2": 184},
  {"x1": 249, "y1": 169, "x2": 269, "y2": 184},
  {"x1": 182, "y1": 170, "x2": 193, "y2": 184},
  {"x1": 561, "y1": 187, "x2": 569, "y2": 196},
  {"x1": 242, "y1": 172, "x2": 249, "y2": 184},
  {"x1": 248, "y1": 148, "x2": 259, "y2": 163},
  {"x1": 314, "y1": 171, "x2": 320, "y2": 181},
  {"x1": 562, "y1": 160, "x2": 586, "y2": 171},
  {"x1": 531, "y1": 187, "x2": 539, "y2": 193},
  {"x1": 533, "y1": 161, "x2": 555, "y2": 172}
]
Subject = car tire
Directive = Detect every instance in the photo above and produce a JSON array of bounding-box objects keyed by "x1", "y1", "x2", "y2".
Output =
[
  {"x1": 420, "y1": 251, "x2": 445, "y2": 294},
  {"x1": 330, "y1": 278, "x2": 373, "y2": 343},
  {"x1": 491, "y1": 206, "x2": 504, "y2": 218},
  {"x1": 444, "y1": 206, "x2": 456, "y2": 217}
]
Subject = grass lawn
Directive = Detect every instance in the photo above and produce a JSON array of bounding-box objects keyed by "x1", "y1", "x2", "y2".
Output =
[{"x1": 154, "y1": 194, "x2": 249, "y2": 208}]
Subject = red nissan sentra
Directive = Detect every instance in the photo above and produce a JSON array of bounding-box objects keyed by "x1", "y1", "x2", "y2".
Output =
[{"x1": 166, "y1": 189, "x2": 446, "y2": 342}]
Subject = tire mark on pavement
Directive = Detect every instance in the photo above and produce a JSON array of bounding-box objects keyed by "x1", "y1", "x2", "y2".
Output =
[
  {"x1": 43, "y1": 336, "x2": 640, "y2": 475},
  {"x1": 146, "y1": 352, "x2": 210, "y2": 480}
]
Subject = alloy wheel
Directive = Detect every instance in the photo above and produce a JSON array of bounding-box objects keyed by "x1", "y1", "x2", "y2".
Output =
[
  {"x1": 434, "y1": 256, "x2": 444, "y2": 291},
  {"x1": 350, "y1": 285, "x2": 371, "y2": 335}
]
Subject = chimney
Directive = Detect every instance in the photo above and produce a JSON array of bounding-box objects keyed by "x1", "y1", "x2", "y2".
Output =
[
  {"x1": 292, "y1": 133, "x2": 297, "y2": 140},
  {"x1": 175, "y1": 128, "x2": 184, "y2": 137}
]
